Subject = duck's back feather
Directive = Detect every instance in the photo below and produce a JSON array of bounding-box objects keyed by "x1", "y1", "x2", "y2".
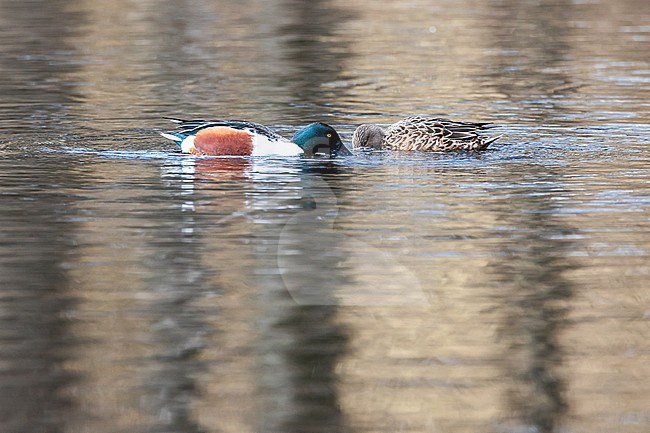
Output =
[
  {"x1": 164, "y1": 118, "x2": 285, "y2": 142},
  {"x1": 385, "y1": 116, "x2": 497, "y2": 151}
]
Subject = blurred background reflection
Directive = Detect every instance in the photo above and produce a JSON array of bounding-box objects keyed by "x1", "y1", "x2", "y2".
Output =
[{"x1": 1, "y1": 0, "x2": 649, "y2": 432}]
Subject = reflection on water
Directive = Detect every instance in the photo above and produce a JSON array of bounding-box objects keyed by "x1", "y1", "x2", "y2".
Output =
[
  {"x1": 1, "y1": 0, "x2": 650, "y2": 432},
  {"x1": 488, "y1": 167, "x2": 575, "y2": 433},
  {"x1": 0, "y1": 158, "x2": 81, "y2": 432}
]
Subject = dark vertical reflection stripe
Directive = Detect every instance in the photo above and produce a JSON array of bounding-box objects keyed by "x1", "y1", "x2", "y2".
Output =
[
  {"x1": 0, "y1": 160, "x2": 83, "y2": 432},
  {"x1": 0, "y1": 0, "x2": 86, "y2": 134},
  {"x1": 248, "y1": 1, "x2": 356, "y2": 427},
  {"x1": 488, "y1": 167, "x2": 574, "y2": 432},
  {"x1": 0, "y1": 0, "x2": 87, "y2": 429},
  {"x1": 484, "y1": 4, "x2": 579, "y2": 426},
  {"x1": 484, "y1": 0, "x2": 581, "y2": 122},
  {"x1": 138, "y1": 162, "x2": 211, "y2": 433},
  {"x1": 254, "y1": 164, "x2": 350, "y2": 433},
  {"x1": 279, "y1": 0, "x2": 356, "y2": 121}
]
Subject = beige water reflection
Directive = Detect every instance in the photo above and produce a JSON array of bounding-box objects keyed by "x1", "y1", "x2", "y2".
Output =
[
  {"x1": 46, "y1": 154, "x2": 649, "y2": 433},
  {"x1": 1, "y1": 0, "x2": 649, "y2": 432}
]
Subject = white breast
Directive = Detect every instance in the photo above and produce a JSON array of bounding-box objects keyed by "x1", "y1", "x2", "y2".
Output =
[
  {"x1": 252, "y1": 134, "x2": 303, "y2": 156},
  {"x1": 181, "y1": 135, "x2": 196, "y2": 153}
]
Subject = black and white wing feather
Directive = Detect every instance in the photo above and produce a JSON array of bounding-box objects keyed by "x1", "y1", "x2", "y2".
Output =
[{"x1": 163, "y1": 118, "x2": 285, "y2": 141}]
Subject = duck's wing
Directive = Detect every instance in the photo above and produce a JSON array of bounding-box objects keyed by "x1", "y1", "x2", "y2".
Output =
[
  {"x1": 162, "y1": 118, "x2": 285, "y2": 141},
  {"x1": 403, "y1": 116, "x2": 495, "y2": 134},
  {"x1": 386, "y1": 116, "x2": 498, "y2": 151}
]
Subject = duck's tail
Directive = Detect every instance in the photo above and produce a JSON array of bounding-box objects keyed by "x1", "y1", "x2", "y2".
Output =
[
  {"x1": 480, "y1": 134, "x2": 502, "y2": 150},
  {"x1": 160, "y1": 118, "x2": 191, "y2": 148},
  {"x1": 160, "y1": 132, "x2": 185, "y2": 149},
  {"x1": 162, "y1": 117, "x2": 188, "y2": 124}
]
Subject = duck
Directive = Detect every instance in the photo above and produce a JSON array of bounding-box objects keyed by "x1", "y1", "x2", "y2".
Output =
[
  {"x1": 351, "y1": 116, "x2": 499, "y2": 152},
  {"x1": 161, "y1": 118, "x2": 351, "y2": 157}
]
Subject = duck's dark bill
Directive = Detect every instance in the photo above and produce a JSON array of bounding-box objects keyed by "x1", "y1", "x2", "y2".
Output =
[{"x1": 304, "y1": 143, "x2": 352, "y2": 158}]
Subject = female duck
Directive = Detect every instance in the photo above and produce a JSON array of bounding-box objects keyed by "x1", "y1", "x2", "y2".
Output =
[
  {"x1": 161, "y1": 118, "x2": 350, "y2": 158},
  {"x1": 352, "y1": 116, "x2": 499, "y2": 152}
]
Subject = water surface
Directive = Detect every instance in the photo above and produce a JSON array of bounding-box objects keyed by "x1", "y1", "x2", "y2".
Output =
[{"x1": 1, "y1": 0, "x2": 649, "y2": 432}]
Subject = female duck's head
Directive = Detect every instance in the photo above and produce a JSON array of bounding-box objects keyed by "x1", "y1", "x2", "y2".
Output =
[
  {"x1": 351, "y1": 124, "x2": 385, "y2": 149},
  {"x1": 292, "y1": 122, "x2": 351, "y2": 158}
]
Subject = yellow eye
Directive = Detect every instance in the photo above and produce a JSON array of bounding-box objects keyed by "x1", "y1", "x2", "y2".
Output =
[{"x1": 326, "y1": 133, "x2": 332, "y2": 138}]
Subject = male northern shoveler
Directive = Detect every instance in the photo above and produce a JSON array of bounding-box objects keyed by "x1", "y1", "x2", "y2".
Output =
[
  {"x1": 351, "y1": 116, "x2": 500, "y2": 152},
  {"x1": 161, "y1": 118, "x2": 351, "y2": 157}
]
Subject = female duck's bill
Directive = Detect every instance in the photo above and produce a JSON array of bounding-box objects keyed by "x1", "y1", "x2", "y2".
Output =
[{"x1": 160, "y1": 118, "x2": 351, "y2": 158}]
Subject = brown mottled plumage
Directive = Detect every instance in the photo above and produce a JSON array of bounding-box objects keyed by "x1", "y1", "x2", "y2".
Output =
[{"x1": 352, "y1": 116, "x2": 499, "y2": 152}]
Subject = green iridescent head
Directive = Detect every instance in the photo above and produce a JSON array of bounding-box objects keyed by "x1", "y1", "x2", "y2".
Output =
[{"x1": 292, "y1": 122, "x2": 351, "y2": 158}]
